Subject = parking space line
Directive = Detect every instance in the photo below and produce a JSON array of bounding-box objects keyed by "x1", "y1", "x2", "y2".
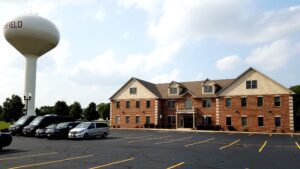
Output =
[
  {"x1": 89, "y1": 157, "x2": 135, "y2": 169},
  {"x1": 227, "y1": 133, "x2": 234, "y2": 135},
  {"x1": 128, "y1": 135, "x2": 172, "y2": 143},
  {"x1": 259, "y1": 141, "x2": 267, "y2": 153},
  {"x1": 166, "y1": 162, "x2": 184, "y2": 169},
  {"x1": 295, "y1": 142, "x2": 300, "y2": 150},
  {"x1": 0, "y1": 152, "x2": 58, "y2": 161},
  {"x1": 248, "y1": 133, "x2": 253, "y2": 136},
  {"x1": 219, "y1": 139, "x2": 240, "y2": 150},
  {"x1": 124, "y1": 135, "x2": 153, "y2": 139},
  {"x1": 8, "y1": 154, "x2": 93, "y2": 169},
  {"x1": 154, "y1": 137, "x2": 193, "y2": 145},
  {"x1": 185, "y1": 138, "x2": 215, "y2": 147},
  {"x1": 269, "y1": 133, "x2": 272, "y2": 137},
  {"x1": 291, "y1": 134, "x2": 293, "y2": 138}
]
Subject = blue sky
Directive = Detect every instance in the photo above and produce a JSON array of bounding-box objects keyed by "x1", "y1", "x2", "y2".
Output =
[{"x1": 0, "y1": 0, "x2": 300, "y2": 107}]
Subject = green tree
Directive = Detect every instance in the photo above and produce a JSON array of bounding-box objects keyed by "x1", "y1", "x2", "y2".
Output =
[
  {"x1": 2, "y1": 95, "x2": 24, "y2": 122},
  {"x1": 0, "y1": 105, "x2": 3, "y2": 121},
  {"x1": 97, "y1": 103, "x2": 110, "y2": 120},
  {"x1": 53, "y1": 101, "x2": 70, "y2": 116},
  {"x1": 35, "y1": 106, "x2": 54, "y2": 115},
  {"x1": 70, "y1": 101, "x2": 83, "y2": 120},
  {"x1": 84, "y1": 102, "x2": 99, "y2": 121},
  {"x1": 290, "y1": 85, "x2": 300, "y2": 116}
]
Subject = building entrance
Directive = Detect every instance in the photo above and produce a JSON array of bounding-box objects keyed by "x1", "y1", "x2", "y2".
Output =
[{"x1": 179, "y1": 115, "x2": 193, "y2": 128}]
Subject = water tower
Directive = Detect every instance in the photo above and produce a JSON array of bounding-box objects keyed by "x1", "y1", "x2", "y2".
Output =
[{"x1": 3, "y1": 14, "x2": 60, "y2": 116}]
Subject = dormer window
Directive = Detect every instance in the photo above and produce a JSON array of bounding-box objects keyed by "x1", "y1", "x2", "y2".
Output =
[
  {"x1": 169, "y1": 87, "x2": 178, "y2": 94},
  {"x1": 130, "y1": 87, "x2": 137, "y2": 94},
  {"x1": 203, "y1": 86, "x2": 213, "y2": 93}
]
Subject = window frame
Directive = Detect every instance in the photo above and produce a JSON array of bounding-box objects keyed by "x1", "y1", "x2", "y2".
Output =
[
  {"x1": 116, "y1": 116, "x2": 120, "y2": 124},
  {"x1": 135, "y1": 116, "x2": 140, "y2": 124},
  {"x1": 168, "y1": 115, "x2": 176, "y2": 125},
  {"x1": 258, "y1": 116, "x2": 264, "y2": 127},
  {"x1": 226, "y1": 116, "x2": 232, "y2": 126},
  {"x1": 225, "y1": 98, "x2": 231, "y2": 108},
  {"x1": 274, "y1": 96, "x2": 281, "y2": 107},
  {"x1": 241, "y1": 97, "x2": 247, "y2": 107},
  {"x1": 169, "y1": 87, "x2": 178, "y2": 95},
  {"x1": 125, "y1": 116, "x2": 130, "y2": 124},
  {"x1": 167, "y1": 100, "x2": 176, "y2": 109},
  {"x1": 136, "y1": 100, "x2": 140, "y2": 108},
  {"x1": 126, "y1": 101, "x2": 130, "y2": 108},
  {"x1": 241, "y1": 117, "x2": 247, "y2": 127},
  {"x1": 257, "y1": 97, "x2": 264, "y2": 107},
  {"x1": 246, "y1": 80, "x2": 257, "y2": 89},
  {"x1": 116, "y1": 101, "x2": 120, "y2": 109},
  {"x1": 129, "y1": 87, "x2": 137, "y2": 94},
  {"x1": 275, "y1": 116, "x2": 281, "y2": 127},
  {"x1": 202, "y1": 99, "x2": 212, "y2": 108},
  {"x1": 146, "y1": 116, "x2": 151, "y2": 124},
  {"x1": 203, "y1": 85, "x2": 213, "y2": 93},
  {"x1": 146, "y1": 100, "x2": 151, "y2": 108}
]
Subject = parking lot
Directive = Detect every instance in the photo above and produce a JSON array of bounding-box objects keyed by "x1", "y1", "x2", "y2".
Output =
[{"x1": 0, "y1": 129, "x2": 299, "y2": 169}]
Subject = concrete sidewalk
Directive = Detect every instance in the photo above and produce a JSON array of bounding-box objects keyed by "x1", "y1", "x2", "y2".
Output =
[{"x1": 111, "y1": 127, "x2": 300, "y2": 136}]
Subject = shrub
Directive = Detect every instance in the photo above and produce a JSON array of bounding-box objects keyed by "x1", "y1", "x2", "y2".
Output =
[
  {"x1": 144, "y1": 123, "x2": 149, "y2": 128},
  {"x1": 149, "y1": 123, "x2": 155, "y2": 128},
  {"x1": 227, "y1": 125, "x2": 235, "y2": 131},
  {"x1": 214, "y1": 125, "x2": 221, "y2": 131}
]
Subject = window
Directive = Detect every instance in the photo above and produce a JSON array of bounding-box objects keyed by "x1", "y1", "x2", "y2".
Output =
[
  {"x1": 126, "y1": 101, "x2": 130, "y2": 108},
  {"x1": 246, "y1": 80, "x2": 257, "y2": 89},
  {"x1": 274, "y1": 96, "x2": 281, "y2": 107},
  {"x1": 116, "y1": 116, "x2": 120, "y2": 124},
  {"x1": 257, "y1": 97, "x2": 263, "y2": 107},
  {"x1": 169, "y1": 87, "x2": 178, "y2": 94},
  {"x1": 136, "y1": 101, "x2": 140, "y2": 108},
  {"x1": 126, "y1": 116, "x2": 130, "y2": 124},
  {"x1": 168, "y1": 116, "x2": 176, "y2": 125},
  {"x1": 226, "y1": 117, "x2": 232, "y2": 126},
  {"x1": 275, "y1": 117, "x2": 281, "y2": 127},
  {"x1": 167, "y1": 100, "x2": 176, "y2": 109},
  {"x1": 146, "y1": 100, "x2": 151, "y2": 108},
  {"x1": 202, "y1": 99, "x2": 211, "y2": 108},
  {"x1": 146, "y1": 116, "x2": 151, "y2": 124},
  {"x1": 204, "y1": 116, "x2": 212, "y2": 126},
  {"x1": 241, "y1": 117, "x2": 247, "y2": 127},
  {"x1": 241, "y1": 97, "x2": 247, "y2": 107},
  {"x1": 136, "y1": 116, "x2": 140, "y2": 124},
  {"x1": 129, "y1": 87, "x2": 137, "y2": 94},
  {"x1": 225, "y1": 98, "x2": 231, "y2": 107},
  {"x1": 184, "y1": 99, "x2": 192, "y2": 108},
  {"x1": 116, "y1": 101, "x2": 120, "y2": 109},
  {"x1": 204, "y1": 86, "x2": 213, "y2": 93},
  {"x1": 258, "y1": 117, "x2": 264, "y2": 127}
]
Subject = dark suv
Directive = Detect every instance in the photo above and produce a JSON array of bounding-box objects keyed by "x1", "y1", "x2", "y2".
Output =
[
  {"x1": 0, "y1": 132, "x2": 12, "y2": 150},
  {"x1": 46, "y1": 122, "x2": 80, "y2": 139},
  {"x1": 23, "y1": 115, "x2": 75, "y2": 136},
  {"x1": 9, "y1": 116, "x2": 36, "y2": 135}
]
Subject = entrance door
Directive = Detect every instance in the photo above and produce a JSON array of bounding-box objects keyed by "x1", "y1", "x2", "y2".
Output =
[{"x1": 184, "y1": 116, "x2": 193, "y2": 128}]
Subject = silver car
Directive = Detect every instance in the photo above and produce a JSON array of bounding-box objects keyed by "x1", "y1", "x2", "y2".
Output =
[{"x1": 68, "y1": 122, "x2": 109, "y2": 139}]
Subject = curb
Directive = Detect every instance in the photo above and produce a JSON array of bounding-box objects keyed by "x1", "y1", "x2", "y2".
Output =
[{"x1": 111, "y1": 128, "x2": 300, "y2": 136}]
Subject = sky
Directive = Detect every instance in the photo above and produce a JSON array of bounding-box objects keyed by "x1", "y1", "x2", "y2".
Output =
[{"x1": 0, "y1": 0, "x2": 300, "y2": 108}]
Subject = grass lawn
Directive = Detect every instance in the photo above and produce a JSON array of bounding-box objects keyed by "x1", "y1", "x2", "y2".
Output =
[{"x1": 0, "y1": 121, "x2": 11, "y2": 130}]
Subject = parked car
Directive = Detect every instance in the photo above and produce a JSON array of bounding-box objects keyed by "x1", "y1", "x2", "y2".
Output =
[
  {"x1": 8, "y1": 116, "x2": 36, "y2": 135},
  {"x1": 0, "y1": 132, "x2": 12, "y2": 150},
  {"x1": 46, "y1": 122, "x2": 80, "y2": 139},
  {"x1": 23, "y1": 115, "x2": 75, "y2": 136},
  {"x1": 68, "y1": 122, "x2": 109, "y2": 139},
  {"x1": 35, "y1": 124, "x2": 57, "y2": 138}
]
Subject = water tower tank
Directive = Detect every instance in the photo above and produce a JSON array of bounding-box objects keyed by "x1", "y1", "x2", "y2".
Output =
[{"x1": 3, "y1": 14, "x2": 60, "y2": 116}]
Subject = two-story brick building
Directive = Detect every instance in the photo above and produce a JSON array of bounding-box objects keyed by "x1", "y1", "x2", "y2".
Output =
[{"x1": 110, "y1": 67, "x2": 295, "y2": 132}]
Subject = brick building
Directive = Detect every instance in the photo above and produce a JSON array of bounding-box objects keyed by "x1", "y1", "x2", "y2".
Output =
[{"x1": 110, "y1": 68, "x2": 295, "y2": 132}]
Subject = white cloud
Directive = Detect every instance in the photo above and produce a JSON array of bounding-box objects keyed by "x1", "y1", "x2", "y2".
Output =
[
  {"x1": 246, "y1": 40, "x2": 300, "y2": 71},
  {"x1": 216, "y1": 55, "x2": 241, "y2": 71},
  {"x1": 117, "y1": 0, "x2": 163, "y2": 17},
  {"x1": 150, "y1": 69, "x2": 181, "y2": 83},
  {"x1": 94, "y1": 5, "x2": 106, "y2": 22}
]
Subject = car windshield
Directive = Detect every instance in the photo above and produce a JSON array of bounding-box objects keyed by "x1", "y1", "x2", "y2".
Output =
[
  {"x1": 75, "y1": 122, "x2": 90, "y2": 129},
  {"x1": 15, "y1": 116, "x2": 29, "y2": 125},
  {"x1": 56, "y1": 122, "x2": 69, "y2": 129},
  {"x1": 29, "y1": 116, "x2": 44, "y2": 126},
  {"x1": 46, "y1": 124, "x2": 57, "y2": 129}
]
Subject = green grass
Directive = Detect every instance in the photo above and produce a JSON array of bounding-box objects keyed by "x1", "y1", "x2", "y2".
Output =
[{"x1": 0, "y1": 121, "x2": 11, "y2": 130}]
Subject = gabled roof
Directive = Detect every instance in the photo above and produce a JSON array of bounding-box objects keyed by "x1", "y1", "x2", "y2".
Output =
[
  {"x1": 109, "y1": 77, "x2": 160, "y2": 100},
  {"x1": 201, "y1": 78, "x2": 217, "y2": 85},
  {"x1": 217, "y1": 67, "x2": 295, "y2": 95}
]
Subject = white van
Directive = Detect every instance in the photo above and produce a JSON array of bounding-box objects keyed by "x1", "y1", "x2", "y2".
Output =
[{"x1": 68, "y1": 122, "x2": 109, "y2": 139}]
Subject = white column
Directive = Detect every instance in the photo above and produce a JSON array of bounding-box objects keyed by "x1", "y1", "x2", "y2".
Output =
[
  {"x1": 175, "y1": 113, "x2": 178, "y2": 129},
  {"x1": 289, "y1": 96, "x2": 294, "y2": 131},
  {"x1": 110, "y1": 102, "x2": 113, "y2": 126},
  {"x1": 193, "y1": 112, "x2": 195, "y2": 129},
  {"x1": 155, "y1": 100, "x2": 158, "y2": 125},
  {"x1": 24, "y1": 55, "x2": 37, "y2": 116}
]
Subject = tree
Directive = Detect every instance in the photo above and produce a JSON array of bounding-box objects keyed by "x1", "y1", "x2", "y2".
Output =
[
  {"x1": 70, "y1": 102, "x2": 83, "y2": 120},
  {"x1": 53, "y1": 101, "x2": 70, "y2": 116},
  {"x1": 2, "y1": 95, "x2": 24, "y2": 122},
  {"x1": 97, "y1": 103, "x2": 110, "y2": 120},
  {"x1": 35, "y1": 106, "x2": 54, "y2": 115},
  {"x1": 84, "y1": 102, "x2": 99, "y2": 121},
  {"x1": 290, "y1": 85, "x2": 300, "y2": 116},
  {"x1": 0, "y1": 105, "x2": 3, "y2": 121}
]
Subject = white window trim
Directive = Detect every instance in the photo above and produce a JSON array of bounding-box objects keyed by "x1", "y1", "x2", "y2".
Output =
[{"x1": 169, "y1": 87, "x2": 178, "y2": 95}]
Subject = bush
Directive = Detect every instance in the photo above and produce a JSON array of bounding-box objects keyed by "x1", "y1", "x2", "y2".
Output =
[
  {"x1": 144, "y1": 123, "x2": 149, "y2": 128},
  {"x1": 214, "y1": 125, "x2": 221, "y2": 131},
  {"x1": 149, "y1": 123, "x2": 155, "y2": 128},
  {"x1": 243, "y1": 128, "x2": 249, "y2": 132},
  {"x1": 227, "y1": 125, "x2": 235, "y2": 131}
]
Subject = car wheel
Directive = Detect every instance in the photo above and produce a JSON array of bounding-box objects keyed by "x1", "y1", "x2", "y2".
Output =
[
  {"x1": 102, "y1": 132, "x2": 107, "y2": 139},
  {"x1": 83, "y1": 133, "x2": 89, "y2": 140}
]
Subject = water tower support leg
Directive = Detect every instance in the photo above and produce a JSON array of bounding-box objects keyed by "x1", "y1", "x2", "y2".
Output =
[{"x1": 24, "y1": 55, "x2": 37, "y2": 116}]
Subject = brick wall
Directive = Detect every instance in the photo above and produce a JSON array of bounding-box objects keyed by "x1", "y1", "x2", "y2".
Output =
[
  {"x1": 219, "y1": 94, "x2": 291, "y2": 132},
  {"x1": 111, "y1": 99, "x2": 156, "y2": 128}
]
